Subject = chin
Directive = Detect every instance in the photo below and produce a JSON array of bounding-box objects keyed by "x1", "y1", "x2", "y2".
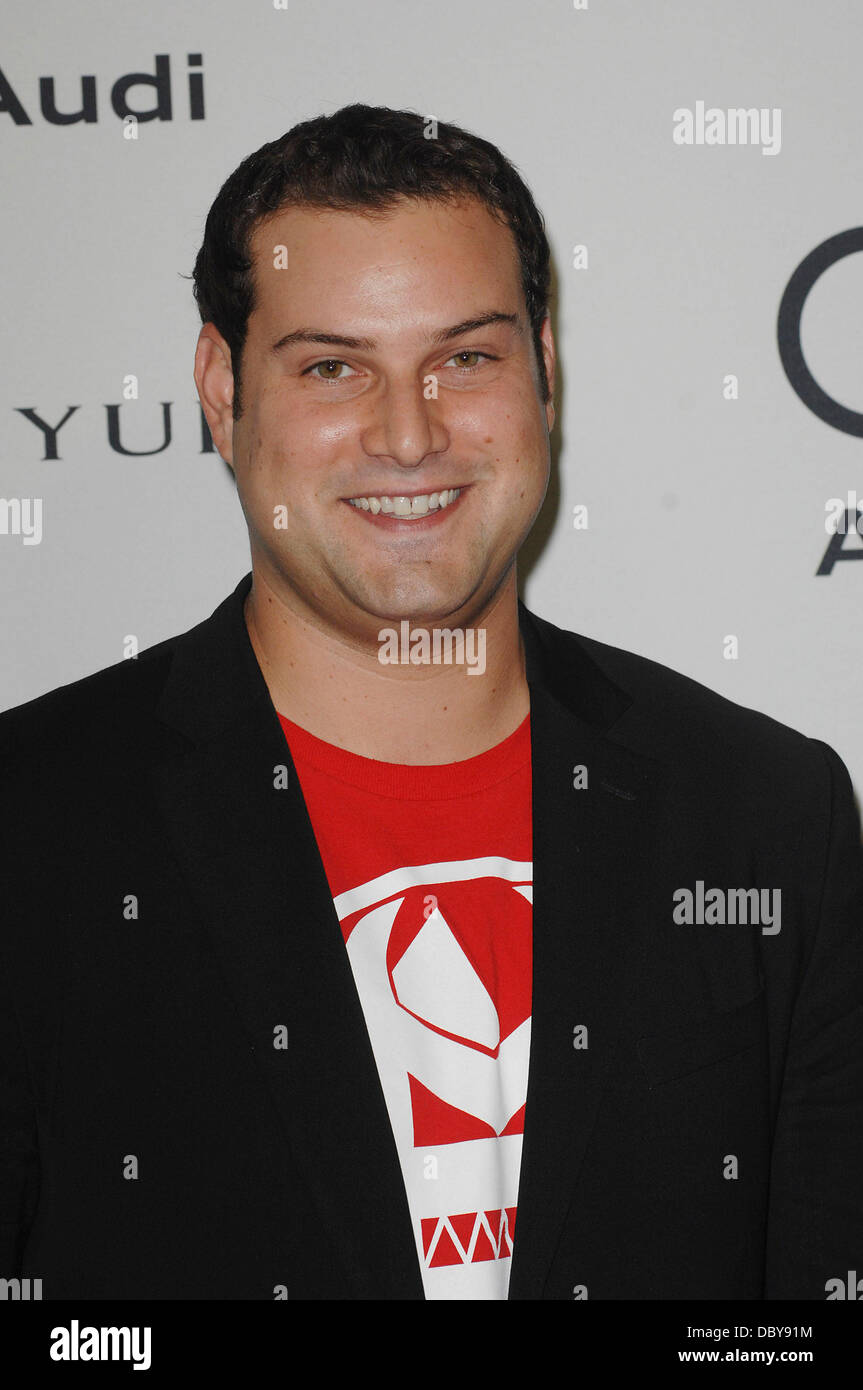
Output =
[{"x1": 357, "y1": 586, "x2": 476, "y2": 626}]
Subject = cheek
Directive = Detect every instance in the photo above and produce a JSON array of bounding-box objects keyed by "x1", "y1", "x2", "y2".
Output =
[
  {"x1": 449, "y1": 379, "x2": 543, "y2": 456},
  {"x1": 488, "y1": 392, "x2": 548, "y2": 471},
  {"x1": 237, "y1": 397, "x2": 293, "y2": 480},
  {"x1": 233, "y1": 417, "x2": 291, "y2": 529},
  {"x1": 249, "y1": 396, "x2": 354, "y2": 479}
]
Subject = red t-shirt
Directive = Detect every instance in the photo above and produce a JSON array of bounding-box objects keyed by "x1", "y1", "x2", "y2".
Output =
[{"x1": 278, "y1": 710, "x2": 533, "y2": 1300}]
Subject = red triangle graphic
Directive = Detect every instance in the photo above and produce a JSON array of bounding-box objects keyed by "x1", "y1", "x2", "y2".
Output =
[
  {"x1": 471, "y1": 1223, "x2": 497, "y2": 1263},
  {"x1": 429, "y1": 1223, "x2": 464, "y2": 1268},
  {"x1": 408, "y1": 1073, "x2": 498, "y2": 1147},
  {"x1": 421, "y1": 1217, "x2": 438, "y2": 1258},
  {"x1": 499, "y1": 1103, "x2": 526, "y2": 1136},
  {"x1": 448, "y1": 1211, "x2": 478, "y2": 1254}
]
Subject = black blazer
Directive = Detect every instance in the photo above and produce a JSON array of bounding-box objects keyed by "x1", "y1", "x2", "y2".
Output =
[{"x1": 1, "y1": 572, "x2": 861, "y2": 1300}]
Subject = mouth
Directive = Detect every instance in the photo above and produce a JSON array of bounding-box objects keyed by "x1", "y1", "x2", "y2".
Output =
[{"x1": 341, "y1": 485, "x2": 467, "y2": 529}]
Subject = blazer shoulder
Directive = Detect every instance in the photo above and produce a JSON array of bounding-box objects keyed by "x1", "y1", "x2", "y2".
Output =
[
  {"x1": 526, "y1": 606, "x2": 840, "y2": 788},
  {"x1": 0, "y1": 630, "x2": 181, "y2": 769}
]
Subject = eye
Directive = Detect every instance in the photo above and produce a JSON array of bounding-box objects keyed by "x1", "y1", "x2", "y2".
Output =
[
  {"x1": 444, "y1": 350, "x2": 494, "y2": 371},
  {"x1": 304, "y1": 359, "x2": 357, "y2": 381}
]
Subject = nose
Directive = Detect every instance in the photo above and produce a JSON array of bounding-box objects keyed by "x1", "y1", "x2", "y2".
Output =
[{"x1": 360, "y1": 375, "x2": 450, "y2": 468}]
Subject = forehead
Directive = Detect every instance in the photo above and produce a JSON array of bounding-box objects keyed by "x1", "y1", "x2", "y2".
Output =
[{"x1": 246, "y1": 196, "x2": 525, "y2": 337}]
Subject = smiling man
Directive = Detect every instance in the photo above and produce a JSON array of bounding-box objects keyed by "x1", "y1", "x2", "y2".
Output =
[{"x1": 1, "y1": 104, "x2": 862, "y2": 1303}]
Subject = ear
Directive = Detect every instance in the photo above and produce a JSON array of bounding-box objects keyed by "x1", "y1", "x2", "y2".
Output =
[
  {"x1": 194, "y1": 325, "x2": 236, "y2": 467},
  {"x1": 539, "y1": 314, "x2": 556, "y2": 433}
]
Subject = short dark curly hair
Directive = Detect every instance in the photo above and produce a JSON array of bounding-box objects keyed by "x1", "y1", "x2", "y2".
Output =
[{"x1": 192, "y1": 103, "x2": 552, "y2": 418}]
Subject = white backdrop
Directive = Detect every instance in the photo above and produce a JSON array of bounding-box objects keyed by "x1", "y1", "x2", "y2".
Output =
[{"x1": 2, "y1": 0, "x2": 861, "y2": 792}]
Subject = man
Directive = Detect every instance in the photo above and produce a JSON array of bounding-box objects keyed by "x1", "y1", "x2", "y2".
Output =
[{"x1": 1, "y1": 104, "x2": 861, "y2": 1301}]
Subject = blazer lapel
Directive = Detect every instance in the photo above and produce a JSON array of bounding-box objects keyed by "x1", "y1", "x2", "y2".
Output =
[
  {"x1": 508, "y1": 602, "x2": 663, "y2": 1299},
  {"x1": 149, "y1": 574, "x2": 423, "y2": 1298}
]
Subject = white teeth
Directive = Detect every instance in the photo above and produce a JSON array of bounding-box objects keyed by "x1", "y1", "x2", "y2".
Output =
[{"x1": 347, "y1": 488, "x2": 461, "y2": 517}]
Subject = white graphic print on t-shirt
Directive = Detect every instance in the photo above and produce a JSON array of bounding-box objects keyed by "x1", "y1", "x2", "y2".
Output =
[{"x1": 335, "y1": 856, "x2": 532, "y2": 1300}]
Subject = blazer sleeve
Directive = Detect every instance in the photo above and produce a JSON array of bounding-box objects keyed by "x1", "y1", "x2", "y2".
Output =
[
  {"x1": 0, "y1": 967, "x2": 40, "y2": 1276},
  {"x1": 764, "y1": 739, "x2": 863, "y2": 1299}
]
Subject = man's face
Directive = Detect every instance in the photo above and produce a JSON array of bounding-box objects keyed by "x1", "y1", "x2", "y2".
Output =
[{"x1": 197, "y1": 195, "x2": 555, "y2": 637}]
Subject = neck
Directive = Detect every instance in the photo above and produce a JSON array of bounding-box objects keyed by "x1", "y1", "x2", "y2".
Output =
[{"x1": 243, "y1": 568, "x2": 530, "y2": 765}]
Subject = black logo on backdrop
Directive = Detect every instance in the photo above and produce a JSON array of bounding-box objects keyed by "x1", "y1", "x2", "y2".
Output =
[
  {"x1": 11, "y1": 403, "x2": 215, "y2": 458},
  {"x1": 0, "y1": 54, "x2": 204, "y2": 124},
  {"x1": 777, "y1": 227, "x2": 863, "y2": 438},
  {"x1": 778, "y1": 228, "x2": 863, "y2": 576}
]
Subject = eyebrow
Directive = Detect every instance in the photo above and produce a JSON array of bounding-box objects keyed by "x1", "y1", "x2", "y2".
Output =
[{"x1": 270, "y1": 311, "x2": 521, "y2": 355}]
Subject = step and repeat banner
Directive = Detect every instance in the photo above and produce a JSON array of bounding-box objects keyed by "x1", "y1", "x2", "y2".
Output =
[{"x1": 2, "y1": 0, "x2": 861, "y2": 790}]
